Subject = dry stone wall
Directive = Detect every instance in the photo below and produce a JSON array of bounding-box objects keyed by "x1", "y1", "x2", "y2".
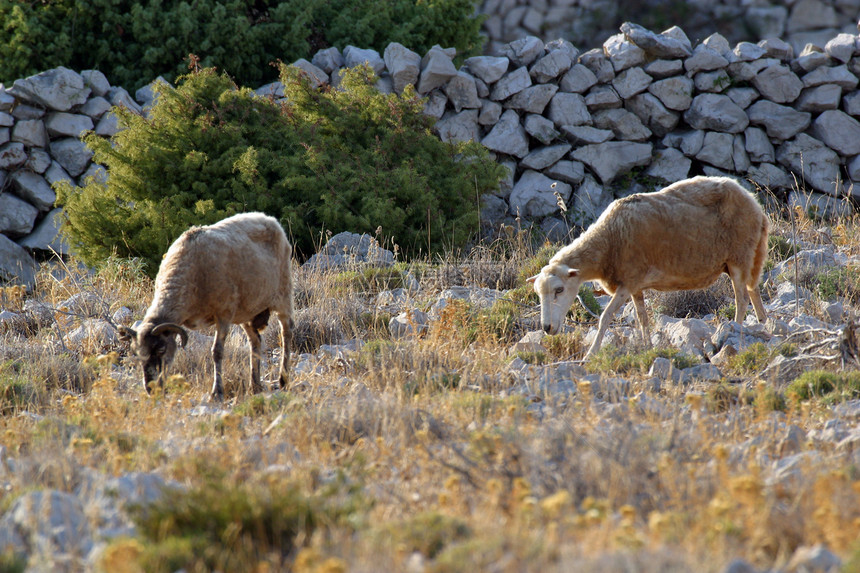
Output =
[
  {"x1": 479, "y1": 0, "x2": 860, "y2": 60},
  {"x1": 4, "y1": 22, "x2": 860, "y2": 287}
]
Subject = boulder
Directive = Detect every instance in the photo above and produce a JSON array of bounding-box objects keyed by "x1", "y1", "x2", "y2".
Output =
[
  {"x1": 482, "y1": 109, "x2": 529, "y2": 158},
  {"x1": 7, "y1": 67, "x2": 90, "y2": 111},
  {"x1": 508, "y1": 170, "x2": 572, "y2": 218},
  {"x1": 0, "y1": 233, "x2": 37, "y2": 289},
  {"x1": 571, "y1": 141, "x2": 652, "y2": 184},
  {"x1": 383, "y1": 43, "x2": 420, "y2": 94}
]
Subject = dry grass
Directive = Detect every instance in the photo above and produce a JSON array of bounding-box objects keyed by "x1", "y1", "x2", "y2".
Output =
[{"x1": 2, "y1": 201, "x2": 860, "y2": 573}]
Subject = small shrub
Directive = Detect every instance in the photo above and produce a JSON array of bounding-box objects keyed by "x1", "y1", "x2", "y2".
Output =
[
  {"x1": 588, "y1": 346, "x2": 698, "y2": 375},
  {"x1": 786, "y1": 370, "x2": 860, "y2": 404},
  {"x1": 543, "y1": 331, "x2": 586, "y2": 361},
  {"x1": 511, "y1": 351, "x2": 547, "y2": 365},
  {"x1": 727, "y1": 342, "x2": 796, "y2": 375},
  {"x1": 233, "y1": 392, "x2": 294, "y2": 418},
  {"x1": 814, "y1": 266, "x2": 860, "y2": 303},
  {"x1": 383, "y1": 511, "x2": 471, "y2": 559},
  {"x1": 768, "y1": 234, "x2": 794, "y2": 263}
]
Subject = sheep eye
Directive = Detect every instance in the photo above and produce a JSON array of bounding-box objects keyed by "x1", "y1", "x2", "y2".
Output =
[{"x1": 554, "y1": 287, "x2": 564, "y2": 295}]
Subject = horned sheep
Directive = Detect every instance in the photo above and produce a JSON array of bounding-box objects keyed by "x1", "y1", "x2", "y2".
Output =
[
  {"x1": 528, "y1": 176, "x2": 769, "y2": 359},
  {"x1": 119, "y1": 212, "x2": 294, "y2": 400}
]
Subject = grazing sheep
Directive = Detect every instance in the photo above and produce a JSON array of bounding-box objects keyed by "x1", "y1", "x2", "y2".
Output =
[
  {"x1": 119, "y1": 212, "x2": 294, "y2": 400},
  {"x1": 528, "y1": 176, "x2": 769, "y2": 358}
]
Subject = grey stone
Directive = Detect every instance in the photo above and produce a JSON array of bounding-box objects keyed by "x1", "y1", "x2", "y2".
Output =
[
  {"x1": 796, "y1": 84, "x2": 842, "y2": 112},
  {"x1": 524, "y1": 114, "x2": 560, "y2": 144},
  {"x1": 844, "y1": 91, "x2": 860, "y2": 116},
  {"x1": 702, "y1": 33, "x2": 731, "y2": 56},
  {"x1": 311, "y1": 47, "x2": 344, "y2": 74},
  {"x1": 11, "y1": 119, "x2": 46, "y2": 147},
  {"x1": 726, "y1": 87, "x2": 759, "y2": 109},
  {"x1": 0, "y1": 193, "x2": 38, "y2": 236},
  {"x1": 825, "y1": 33, "x2": 858, "y2": 63},
  {"x1": 107, "y1": 86, "x2": 143, "y2": 115},
  {"x1": 10, "y1": 171, "x2": 55, "y2": 211},
  {"x1": 11, "y1": 103, "x2": 44, "y2": 120},
  {"x1": 435, "y1": 109, "x2": 480, "y2": 143},
  {"x1": 93, "y1": 110, "x2": 120, "y2": 138},
  {"x1": 520, "y1": 144, "x2": 572, "y2": 170},
  {"x1": 81, "y1": 69, "x2": 110, "y2": 97},
  {"x1": 585, "y1": 85, "x2": 622, "y2": 111},
  {"x1": 663, "y1": 129, "x2": 705, "y2": 156},
  {"x1": 384, "y1": 43, "x2": 420, "y2": 94},
  {"x1": 544, "y1": 160, "x2": 585, "y2": 185},
  {"x1": 444, "y1": 71, "x2": 480, "y2": 112},
  {"x1": 389, "y1": 309, "x2": 429, "y2": 339},
  {"x1": 0, "y1": 111, "x2": 11, "y2": 127},
  {"x1": 78, "y1": 96, "x2": 112, "y2": 119},
  {"x1": 777, "y1": 133, "x2": 843, "y2": 195},
  {"x1": 560, "y1": 124, "x2": 614, "y2": 145},
  {"x1": 26, "y1": 149, "x2": 51, "y2": 174},
  {"x1": 504, "y1": 84, "x2": 558, "y2": 114},
  {"x1": 44, "y1": 112, "x2": 94, "y2": 138},
  {"x1": 0, "y1": 233, "x2": 37, "y2": 289},
  {"x1": 802, "y1": 64, "x2": 859, "y2": 90},
  {"x1": 747, "y1": 100, "x2": 811, "y2": 140},
  {"x1": 621, "y1": 22, "x2": 691, "y2": 58},
  {"x1": 625, "y1": 92, "x2": 679, "y2": 137},
  {"x1": 646, "y1": 147, "x2": 691, "y2": 182},
  {"x1": 611, "y1": 66, "x2": 652, "y2": 99},
  {"x1": 291, "y1": 59, "x2": 328, "y2": 89},
  {"x1": 508, "y1": 170, "x2": 572, "y2": 218},
  {"x1": 685, "y1": 45, "x2": 730, "y2": 74},
  {"x1": 481, "y1": 194, "x2": 508, "y2": 224},
  {"x1": 758, "y1": 33, "x2": 793, "y2": 61},
  {"x1": 548, "y1": 92, "x2": 591, "y2": 127},
  {"x1": 478, "y1": 100, "x2": 503, "y2": 125},
  {"x1": 50, "y1": 138, "x2": 93, "y2": 177},
  {"x1": 580, "y1": 48, "x2": 615, "y2": 82},
  {"x1": 593, "y1": 107, "x2": 651, "y2": 141},
  {"x1": 787, "y1": 0, "x2": 839, "y2": 33},
  {"x1": 418, "y1": 46, "x2": 457, "y2": 94},
  {"x1": 529, "y1": 50, "x2": 572, "y2": 83},
  {"x1": 733, "y1": 42, "x2": 767, "y2": 62},
  {"x1": 785, "y1": 544, "x2": 841, "y2": 573},
  {"x1": 482, "y1": 109, "x2": 529, "y2": 158},
  {"x1": 559, "y1": 64, "x2": 598, "y2": 93},
  {"x1": 787, "y1": 190, "x2": 852, "y2": 219},
  {"x1": 812, "y1": 109, "x2": 860, "y2": 155},
  {"x1": 501, "y1": 36, "x2": 544, "y2": 67},
  {"x1": 45, "y1": 160, "x2": 74, "y2": 187},
  {"x1": 794, "y1": 44, "x2": 830, "y2": 72},
  {"x1": 696, "y1": 131, "x2": 735, "y2": 170},
  {"x1": 751, "y1": 64, "x2": 803, "y2": 103},
  {"x1": 344, "y1": 46, "x2": 384, "y2": 74},
  {"x1": 684, "y1": 94, "x2": 749, "y2": 133},
  {"x1": 571, "y1": 141, "x2": 652, "y2": 184},
  {"x1": 304, "y1": 232, "x2": 394, "y2": 270},
  {"x1": 648, "y1": 76, "x2": 693, "y2": 111},
  {"x1": 8, "y1": 67, "x2": 90, "y2": 111},
  {"x1": 644, "y1": 59, "x2": 684, "y2": 79},
  {"x1": 694, "y1": 70, "x2": 731, "y2": 93},
  {"x1": 744, "y1": 127, "x2": 775, "y2": 163},
  {"x1": 423, "y1": 91, "x2": 447, "y2": 119},
  {"x1": 464, "y1": 56, "x2": 509, "y2": 84},
  {"x1": 490, "y1": 66, "x2": 531, "y2": 101},
  {"x1": 572, "y1": 175, "x2": 613, "y2": 225},
  {"x1": 604, "y1": 33, "x2": 646, "y2": 72},
  {"x1": 18, "y1": 208, "x2": 68, "y2": 254}
]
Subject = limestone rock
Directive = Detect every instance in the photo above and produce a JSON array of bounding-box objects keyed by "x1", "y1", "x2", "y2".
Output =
[{"x1": 7, "y1": 67, "x2": 90, "y2": 111}]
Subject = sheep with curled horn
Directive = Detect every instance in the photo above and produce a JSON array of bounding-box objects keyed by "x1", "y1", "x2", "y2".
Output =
[
  {"x1": 119, "y1": 212, "x2": 294, "y2": 400},
  {"x1": 528, "y1": 176, "x2": 769, "y2": 359}
]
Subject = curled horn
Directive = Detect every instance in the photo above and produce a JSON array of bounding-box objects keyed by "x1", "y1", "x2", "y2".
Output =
[
  {"x1": 526, "y1": 274, "x2": 539, "y2": 284},
  {"x1": 151, "y1": 323, "x2": 189, "y2": 347}
]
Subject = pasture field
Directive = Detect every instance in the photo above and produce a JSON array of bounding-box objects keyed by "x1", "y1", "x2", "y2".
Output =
[{"x1": 1, "y1": 210, "x2": 860, "y2": 572}]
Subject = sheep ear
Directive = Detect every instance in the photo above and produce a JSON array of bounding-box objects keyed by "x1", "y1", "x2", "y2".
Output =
[
  {"x1": 526, "y1": 274, "x2": 539, "y2": 284},
  {"x1": 118, "y1": 326, "x2": 137, "y2": 342},
  {"x1": 567, "y1": 268, "x2": 579, "y2": 278}
]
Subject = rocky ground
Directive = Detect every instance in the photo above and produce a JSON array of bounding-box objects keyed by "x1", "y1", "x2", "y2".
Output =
[{"x1": 0, "y1": 225, "x2": 859, "y2": 572}]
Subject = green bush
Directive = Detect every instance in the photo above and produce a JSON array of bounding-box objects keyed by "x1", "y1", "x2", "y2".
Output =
[
  {"x1": 57, "y1": 65, "x2": 504, "y2": 275},
  {"x1": 0, "y1": 0, "x2": 485, "y2": 91},
  {"x1": 786, "y1": 370, "x2": 860, "y2": 404}
]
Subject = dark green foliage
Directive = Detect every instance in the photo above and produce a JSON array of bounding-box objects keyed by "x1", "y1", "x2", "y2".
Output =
[
  {"x1": 786, "y1": 370, "x2": 860, "y2": 404},
  {"x1": 0, "y1": 0, "x2": 485, "y2": 91},
  {"x1": 814, "y1": 266, "x2": 860, "y2": 303},
  {"x1": 57, "y1": 65, "x2": 504, "y2": 275},
  {"x1": 128, "y1": 475, "x2": 367, "y2": 572}
]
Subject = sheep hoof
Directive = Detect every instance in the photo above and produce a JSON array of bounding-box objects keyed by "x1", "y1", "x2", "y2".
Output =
[{"x1": 209, "y1": 390, "x2": 224, "y2": 403}]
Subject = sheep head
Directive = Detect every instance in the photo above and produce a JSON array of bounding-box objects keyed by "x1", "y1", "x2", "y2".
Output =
[
  {"x1": 527, "y1": 264, "x2": 581, "y2": 335},
  {"x1": 119, "y1": 322, "x2": 189, "y2": 393}
]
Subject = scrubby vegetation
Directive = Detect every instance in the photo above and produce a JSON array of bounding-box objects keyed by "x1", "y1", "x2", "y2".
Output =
[
  {"x1": 0, "y1": 0, "x2": 485, "y2": 90},
  {"x1": 57, "y1": 64, "x2": 504, "y2": 274},
  {"x1": 3, "y1": 206, "x2": 860, "y2": 571}
]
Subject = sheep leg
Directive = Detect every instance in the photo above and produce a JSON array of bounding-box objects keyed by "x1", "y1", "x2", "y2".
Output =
[
  {"x1": 727, "y1": 266, "x2": 750, "y2": 324},
  {"x1": 241, "y1": 323, "x2": 264, "y2": 395},
  {"x1": 210, "y1": 322, "x2": 228, "y2": 401},
  {"x1": 747, "y1": 285, "x2": 768, "y2": 323},
  {"x1": 585, "y1": 288, "x2": 630, "y2": 359},
  {"x1": 632, "y1": 292, "x2": 651, "y2": 346},
  {"x1": 276, "y1": 313, "x2": 293, "y2": 390}
]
